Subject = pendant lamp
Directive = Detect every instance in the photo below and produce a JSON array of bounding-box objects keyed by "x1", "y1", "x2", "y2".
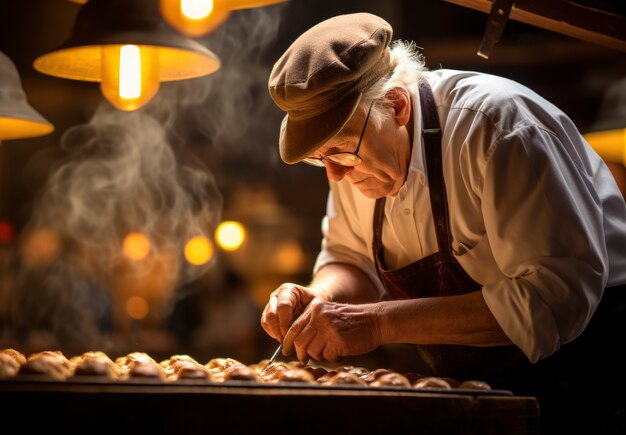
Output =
[
  {"x1": 159, "y1": 0, "x2": 288, "y2": 38},
  {"x1": 35, "y1": 0, "x2": 221, "y2": 112},
  {"x1": 0, "y1": 51, "x2": 54, "y2": 140}
]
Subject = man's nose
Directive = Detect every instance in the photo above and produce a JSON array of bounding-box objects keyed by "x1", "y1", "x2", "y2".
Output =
[{"x1": 325, "y1": 161, "x2": 353, "y2": 182}]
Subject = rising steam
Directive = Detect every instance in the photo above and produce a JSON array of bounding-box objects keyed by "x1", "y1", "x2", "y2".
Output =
[{"x1": 8, "y1": 3, "x2": 288, "y2": 353}]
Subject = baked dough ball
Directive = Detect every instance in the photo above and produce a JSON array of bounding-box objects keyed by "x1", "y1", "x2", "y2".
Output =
[
  {"x1": 115, "y1": 352, "x2": 165, "y2": 379},
  {"x1": 370, "y1": 372, "x2": 411, "y2": 387},
  {"x1": 413, "y1": 376, "x2": 452, "y2": 390},
  {"x1": 0, "y1": 353, "x2": 21, "y2": 379},
  {"x1": 20, "y1": 351, "x2": 74, "y2": 380},
  {"x1": 336, "y1": 365, "x2": 369, "y2": 377},
  {"x1": 276, "y1": 368, "x2": 315, "y2": 384},
  {"x1": 1, "y1": 348, "x2": 27, "y2": 366},
  {"x1": 159, "y1": 355, "x2": 209, "y2": 380},
  {"x1": 72, "y1": 351, "x2": 122, "y2": 379},
  {"x1": 320, "y1": 371, "x2": 367, "y2": 386},
  {"x1": 221, "y1": 364, "x2": 260, "y2": 382},
  {"x1": 458, "y1": 380, "x2": 492, "y2": 390},
  {"x1": 360, "y1": 368, "x2": 393, "y2": 384},
  {"x1": 258, "y1": 362, "x2": 290, "y2": 383}
]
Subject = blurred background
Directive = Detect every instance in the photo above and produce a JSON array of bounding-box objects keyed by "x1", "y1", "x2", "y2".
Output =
[{"x1": 0, "y1": 0, "x2": 625, "y2": 368}]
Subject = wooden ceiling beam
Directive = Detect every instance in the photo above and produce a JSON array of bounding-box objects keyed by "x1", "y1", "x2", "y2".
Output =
[{"x1": 442, "y1": 0, "x2": 626, "y2": 52}]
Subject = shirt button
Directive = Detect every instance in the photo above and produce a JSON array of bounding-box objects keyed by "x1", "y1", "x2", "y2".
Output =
[{"x1": 403, "y1": 208, "x2": 411, "y2": 215}]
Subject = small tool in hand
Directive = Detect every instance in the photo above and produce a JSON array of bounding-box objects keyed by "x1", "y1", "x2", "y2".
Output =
[{"x1": 260, "y1": 343, "x2": 283, "y2": 376}]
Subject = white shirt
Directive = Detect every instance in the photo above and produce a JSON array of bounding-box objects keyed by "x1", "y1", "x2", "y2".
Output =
[{"x1": 313, "y1": 69, "x2": 626, "y2": 364}]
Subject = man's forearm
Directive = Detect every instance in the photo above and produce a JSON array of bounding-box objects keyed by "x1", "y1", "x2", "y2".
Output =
[{"x1": 309, "y1": 263, "x2": 382, "y2": 304}]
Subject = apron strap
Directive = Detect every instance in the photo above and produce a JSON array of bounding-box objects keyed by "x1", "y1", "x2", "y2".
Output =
[{"x1": 418, "y1": 80, "x2": 453, "y2": 257}]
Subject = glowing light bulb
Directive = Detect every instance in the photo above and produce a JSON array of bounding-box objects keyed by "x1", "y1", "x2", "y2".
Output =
[
  {"x1": 215, "y1": 221, "x2": 246, "y2": 251},
  {"x1": 184, "y1": 235, "x2": 214, "y2": 265},
  {"x1": 123, "y1": 232, "x2": 151, "y2": 261},
  {"x1": 182, "y1": 0, "x2": 213, "y2": 19},
  {"x1": 100, "y1": 45, "x2": 160, "y2": 111},
  {"x1": 160, "y1": 0, "x2": 230, "y2": 37}
]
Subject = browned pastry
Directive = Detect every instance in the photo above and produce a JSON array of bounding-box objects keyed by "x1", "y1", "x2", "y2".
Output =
[
  {"x1": 257, "y1": 362, "x2": 290, "y2": 383},
  {"x1": 1, "y1": 348, "x2": 27, "y2": 366},
  {"x1": 360, "y1": 368, "x2": 393, "y2": 384},
  {"x1": 320, "y1": 371, "x2": 367, "y2": 386},
  {"x1": 0, "y1": 353, "x2": 21, "y2": 378},
  {"x1": 221, "y1": 365, "x2": 259, "y2": 382},
  {"x1": 335, "y1": 365, "x2": 369, "y2": 377},
  {"x1": 115, "y1": 352, "x2": 165, "y2": 379},
  {"x1": 413, "y1": 376, "x2": 452, "y2": 390},
  {"x1": 276, "y1": 368, "x2": 316, "y2": 384},
  {"x1": 458, "y1": 380, "x2": 492, "y2": 390},
  {"x1": 19, "y1": 351, "x2": 74, "y2": 380},
  {"x1": 160, "y1": 355, "x2": 210, "y2": 381},
  {"x1": 370, "y1": 372, "x2": 411, "y2": 387},
  {"x1": 72, "y1": 351, "x2": 122, "y2": 379}
]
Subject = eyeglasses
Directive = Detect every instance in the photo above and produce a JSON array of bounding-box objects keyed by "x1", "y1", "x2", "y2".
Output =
[{"x1": 302, "y1": 102, "x2": 374, "y2": 168}]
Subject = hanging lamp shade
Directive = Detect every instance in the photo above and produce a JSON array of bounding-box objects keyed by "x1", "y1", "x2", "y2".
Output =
[
  {"x1": 35, "y1": 0, "x2": 220, "y2": 82},
  {"x1": 34, "y1": 0, "x2": 220, "y2": 110},
  {"x1": 0, "y1": 51, "x2": 54, "y2": 140},
  {"x1": 584, "y1": 77, "x2": 626, "y2": 167}
]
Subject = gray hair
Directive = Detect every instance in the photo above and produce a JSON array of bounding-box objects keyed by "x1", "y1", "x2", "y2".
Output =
[{"x1": 359, "y1": 40, "x2": 425, "y2": 130}]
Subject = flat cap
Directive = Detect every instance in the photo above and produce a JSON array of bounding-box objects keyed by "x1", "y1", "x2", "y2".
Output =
[{"x1": 268, "y1": 13, "x2": 394, "y2": 164}]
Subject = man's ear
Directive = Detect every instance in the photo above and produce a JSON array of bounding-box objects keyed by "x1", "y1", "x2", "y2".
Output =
[{"x1": 385, "y1": 87, "x2": 411, "y2": 127}]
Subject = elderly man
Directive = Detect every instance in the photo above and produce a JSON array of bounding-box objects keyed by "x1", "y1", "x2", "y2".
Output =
[{"x1": 261, "y1": 12, "x2": 626, "y2": 433}]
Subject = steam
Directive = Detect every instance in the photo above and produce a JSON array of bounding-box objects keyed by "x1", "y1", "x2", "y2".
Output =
[{"x1": 8, "y1": 3, "x2": 288, "y2": 352}]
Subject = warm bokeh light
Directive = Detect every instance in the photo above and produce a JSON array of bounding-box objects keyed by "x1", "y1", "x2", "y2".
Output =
[
  {"x1": 122, "y1": 232, "x2": 151, "y2": 261},
  {"x1": 215, "y1": 221, "x2": 246, "y2": 251},
  {"x1": 184, "y1": 235, "x2": 214, "y2": 265},
  {"x1": 126, "y1": 295, "x2": 149, "y2": 320},
  {"x1": 20, "y1": 228, "x2": 62, "y2": 269},
  {"x1": 274, "y1": 239, "x2": 304, "y2": 274},
  {"x1": 584, "y1": 128, "x2": 626, "y2": 166},
  {"x1": 100, "y1": 45, "x2": 160, "y2": 111}
]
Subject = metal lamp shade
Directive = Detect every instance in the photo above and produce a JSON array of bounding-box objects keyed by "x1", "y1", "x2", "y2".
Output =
[
  {"x1": 0, "y1": 51, "x2": 54, "y2": 140},
  {"x1": 34, "y1": 0, "x2": 221, "y2": 83}
]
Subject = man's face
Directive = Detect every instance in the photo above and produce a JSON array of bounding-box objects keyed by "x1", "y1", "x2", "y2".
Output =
[{"x1": 309, "y1": 107, "x2": 412, "y2": 199}]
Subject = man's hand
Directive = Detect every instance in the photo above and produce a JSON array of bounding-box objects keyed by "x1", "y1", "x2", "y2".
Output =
[
  {"x1": 260, "y1": 283, "x2": 317, "y2": 342},
  {"x1": 282, "y1": 299, "x2": 383, "y2": 363}
]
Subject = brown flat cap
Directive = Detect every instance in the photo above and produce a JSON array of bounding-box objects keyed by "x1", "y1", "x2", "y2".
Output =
[{"x1": 268, "y1": 13, "x2": 394, "y2": 164}]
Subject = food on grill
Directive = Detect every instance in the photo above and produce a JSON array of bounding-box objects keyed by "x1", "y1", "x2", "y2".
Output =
[
  {"x1": 19, "y1": 350, "x2": 74, "y2": 380},
  {"x1": 370, "y1": 372, "x2": 411, "y2": 387},
  {"x1": 116, "y1": 352, "x2": 165, "y2": 379},
  {"x1": 413, "y1": 376, "x2": 453, "y2": 390},
  {"x1": 0, "y1": 349, "x2": 492, "y2": 392},
  {"x1": 71, "y1": 351, "x2": 122, "y2": 379},
  {"x1": 0, "y1": 353, "x2": 21, "y2": 379},
  {"x1": 319, "y1": 371, "x2": 367, "y2": 386},
  {"x1": 360, "y1": 368, "x2": 393, "y2": 383},
  {"x1": 276, "y1": 367, "x2": 315, "y2": 384},
  {"x1": 161, "y1": 355, "x2": 210, "y2": 381},
  {"x1": 221, "y1": 364, "x2": 259, "y2": 382}
]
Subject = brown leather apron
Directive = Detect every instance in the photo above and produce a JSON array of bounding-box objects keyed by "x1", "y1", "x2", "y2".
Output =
[{"x1": 372, "y1": 80, "x2": 524, "y2": 383}]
